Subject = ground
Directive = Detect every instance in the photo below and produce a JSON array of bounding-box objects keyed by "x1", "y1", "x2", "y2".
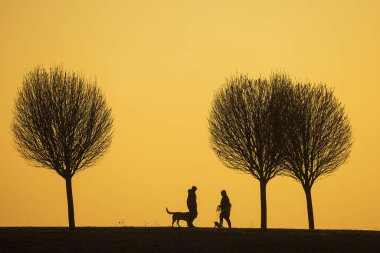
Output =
[{"x1": 0, "y1": 227, "x2": 379, "y2": 253}]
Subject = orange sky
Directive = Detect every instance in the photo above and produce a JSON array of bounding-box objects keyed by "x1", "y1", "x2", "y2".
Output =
[{"x1": 1, "y1": 0, "x2": 379, "y2": 229}]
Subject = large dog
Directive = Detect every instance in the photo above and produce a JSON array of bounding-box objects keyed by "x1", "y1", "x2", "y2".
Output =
[{"x1": 166, "y1": 208, "x2": 191, "y2": 227}]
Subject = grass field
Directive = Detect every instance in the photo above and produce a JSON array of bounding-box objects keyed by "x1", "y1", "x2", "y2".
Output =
[{"x1": 0, "y1": 227, "x2": 379, "y2": 253}]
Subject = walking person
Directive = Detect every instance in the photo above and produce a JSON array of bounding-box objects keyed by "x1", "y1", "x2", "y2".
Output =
[
  {"x1": 218, "y1": 190, "x2": 232, "y2": 228},
  {"x1": 187, "y1": 186, "x2": 198, "y2": 227}
]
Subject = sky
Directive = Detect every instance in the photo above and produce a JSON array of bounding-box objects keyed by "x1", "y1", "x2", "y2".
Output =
[{"x1": 0, "y1": 0, "x2": 379, "y2": 230}]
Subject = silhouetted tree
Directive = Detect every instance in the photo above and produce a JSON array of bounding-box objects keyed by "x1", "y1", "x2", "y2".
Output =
[
  {"x1": 12, "y1": 66, "x2": 113, "y2": 229},
  {"x1": 276, "y1": 82, "x2": 352, "y2": 229},
  {"x1": 208, "y1": 73, "x2": 289, "y2": 229}
]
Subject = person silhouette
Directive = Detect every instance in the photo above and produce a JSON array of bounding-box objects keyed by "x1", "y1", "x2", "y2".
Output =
[
  {"x1": 187, "y1": 186, "x2": 198, "y2": 227},
  {"x1": 218, "y1": 190, "x2": 232, "y2": 228}
]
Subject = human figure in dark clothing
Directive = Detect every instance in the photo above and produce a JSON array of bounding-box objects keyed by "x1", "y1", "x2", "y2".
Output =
[
  {"x1": 187, "y1": 186, "x2": 197, "y2": 227},
  {"x1": 218, "y1": 190, "x2": 232, "y2": 228}
]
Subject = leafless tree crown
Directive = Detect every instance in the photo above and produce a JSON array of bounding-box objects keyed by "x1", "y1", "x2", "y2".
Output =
[
  {"x1": 208, "y1": 73, "x2": 289, "y2": 182},
  {"x1": 277, "y1": 83, "x2": 352, "y2": 187},
  {"x1": 12, "y1": 66, "x2": 113, "y2": 178}
]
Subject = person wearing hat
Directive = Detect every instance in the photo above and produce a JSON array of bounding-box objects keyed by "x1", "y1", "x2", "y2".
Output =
[{"x1": 187, "y1": 186, "x2": 198, "y2": 227}]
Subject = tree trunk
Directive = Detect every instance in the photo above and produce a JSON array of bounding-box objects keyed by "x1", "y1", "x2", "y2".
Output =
[
  {"x1": 65, "y1": 177, "x2": 75, "y2": 229},
  {"x1": 304, "y1": 186, "x2": 314, "y2": 229},
  {"x1": 260, "y1": 181, "x2": 267, "y2": 229}
]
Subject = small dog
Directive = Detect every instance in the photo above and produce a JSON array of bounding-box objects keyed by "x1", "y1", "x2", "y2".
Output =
[
  {"x1": 214, "y1": 221, "x2": 224, "y2": 228},
  {"x1": 166, "y1": 208, "x2": 192, "y2": 227}
]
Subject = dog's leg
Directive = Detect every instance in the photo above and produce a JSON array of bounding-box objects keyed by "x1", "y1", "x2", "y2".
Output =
[
  {"x1": 172, "y1": 217, "x2": 175, "y2": 227},
  {"x1": 177, "y1": 219, "x2": 181, "y2": 227}
]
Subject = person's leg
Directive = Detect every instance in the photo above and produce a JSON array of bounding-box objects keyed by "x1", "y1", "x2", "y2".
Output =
[
  {"x1": 187, "y1": 219, "x2": 192, "y2": 227},
  {"x1": 224, "y1": 209, "x2": 231, "y2": 228},
  {"x1": 188, "y1": 216, "x2": 194, "y2": 227},
  {"x1": 226, "y1": 217, "x2": 231, "y2": 228},
  {"x1": 192, "y1": 209, "x2": 198, "y2": 227},
  {"x1": 188, "y1": 210, "x2": 196, "y2": 227},
  {"x1": 219, "y1": 212, "x2": 223, "y2": 226}
]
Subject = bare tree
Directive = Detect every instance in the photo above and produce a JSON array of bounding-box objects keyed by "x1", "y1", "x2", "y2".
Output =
[
  {"x1": 12, "y1": 66, "x2": 113, "y2": 229},
  {"x1": 208, "y1": 73, "x2": 289, "y2": 229},
  {"x1": 276, "y1": 82, "x2": 352, "y2": 229}
]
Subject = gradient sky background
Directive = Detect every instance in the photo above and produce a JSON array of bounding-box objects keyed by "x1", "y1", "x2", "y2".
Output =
[{"x1": 1, "y1": 0, "x2": 379, "y2": 230}]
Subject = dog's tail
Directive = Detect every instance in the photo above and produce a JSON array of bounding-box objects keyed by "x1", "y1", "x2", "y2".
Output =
[{"x1": 166, "y1": 207, "x2": 173, "y2": 214}]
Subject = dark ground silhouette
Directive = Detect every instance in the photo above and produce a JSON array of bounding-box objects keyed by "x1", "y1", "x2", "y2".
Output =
[{"x1": 0, "y1": 227, "x2": 379, "y2": 253}]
